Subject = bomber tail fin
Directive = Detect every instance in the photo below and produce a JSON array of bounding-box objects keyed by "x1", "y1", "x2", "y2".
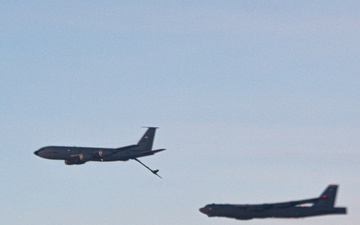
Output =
[
  {"x1": 136, "y1": 127, "x2": 158, "y2": 151},
  {"x1": 313, "y1": 185, "x2": 338, "y2": 208}
]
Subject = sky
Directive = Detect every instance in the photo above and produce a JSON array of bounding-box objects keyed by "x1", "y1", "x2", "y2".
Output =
[{"x1": 1, "y1": 1, "x2": 359, "y2": 224}]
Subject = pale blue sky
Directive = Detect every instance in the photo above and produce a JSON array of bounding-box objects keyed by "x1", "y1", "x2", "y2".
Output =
[{"x1": 1, "y1": 1, "x2": 359, "y2": 225}]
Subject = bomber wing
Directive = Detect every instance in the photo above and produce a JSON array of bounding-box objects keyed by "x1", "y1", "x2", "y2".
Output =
[
  {"x1": 270, "y1": 198, "x2": 320, "y2": 208},
  {"x1": 234, "y1": 198, "x2": 320, "y2": 212}
]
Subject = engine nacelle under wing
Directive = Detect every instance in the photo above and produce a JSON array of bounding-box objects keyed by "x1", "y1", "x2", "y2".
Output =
[
  {"x1": 64, "y1": 159, "x2": 86, "y2": 165},
  {"x1": 65, "y1": 153, "x2": 93, "y2": 165}
]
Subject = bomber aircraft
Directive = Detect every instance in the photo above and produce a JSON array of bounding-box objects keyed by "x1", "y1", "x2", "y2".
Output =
[
  {"x1": 199, "y1": 185, "x2": 346, "y2": 220},
  {"x1": 34, "y1": 127, "x2": 165, "y2": 178}
]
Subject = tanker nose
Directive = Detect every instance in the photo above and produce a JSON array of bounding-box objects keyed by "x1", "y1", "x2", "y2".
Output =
[{"x1": 34, "y1": 148, "x2": 45, "y2": 157}]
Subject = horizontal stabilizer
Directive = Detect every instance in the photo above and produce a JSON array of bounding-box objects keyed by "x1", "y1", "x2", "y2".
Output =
[
  {"x1": 136, "y1": 149, "x2": 166, "y2": 158},
  {"x1": 151, "y1": 149, "x2": 166, "y2": 153}
]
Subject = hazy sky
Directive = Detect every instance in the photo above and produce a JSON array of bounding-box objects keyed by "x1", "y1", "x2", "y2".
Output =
[{"x1": 1, "y1": 1, "x2": 359, "y2": 225}]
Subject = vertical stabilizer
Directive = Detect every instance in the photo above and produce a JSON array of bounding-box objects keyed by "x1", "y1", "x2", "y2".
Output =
[
  {"x1": 137, "y1": 127, "x2": 157, "y2": 151},
  {"x1": 313, "y1": 185, "x2": 338, "y2": 208}
]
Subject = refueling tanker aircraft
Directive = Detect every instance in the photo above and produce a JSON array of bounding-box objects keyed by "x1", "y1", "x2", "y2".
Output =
[
  {"x1": 199, "y1": 185, "x2": 346, "y2": 220},
  {"x1": 34, "y1": 127, "x2": 165, "y2": 178}
]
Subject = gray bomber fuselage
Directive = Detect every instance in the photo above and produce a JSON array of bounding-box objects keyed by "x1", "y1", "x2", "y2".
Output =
[
  {"x1": 200, "y1": 204, "x2": 346, "y2": 220},
  {"x1": 200, "y1": 185, "x2": 347, "y2": 220}
]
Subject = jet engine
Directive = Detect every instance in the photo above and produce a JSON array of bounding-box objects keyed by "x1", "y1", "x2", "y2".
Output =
[
  {"x1": 77, "y1": 153, "x2": 94, "y2": 161},
  {"x1": 64, "y1": 160, "x2": 86, "y2": 165},
  {"x1": 64, "y1": 153, "x2": 93, "y2": 165}
]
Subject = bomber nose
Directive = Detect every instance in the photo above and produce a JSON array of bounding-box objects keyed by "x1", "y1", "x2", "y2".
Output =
[
  {"x1": 199, "y1": 207, "x2": 207, "y2": 214},
  {"x1": 34, "y1": 149, "x2": 42, "y2": 156}
]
